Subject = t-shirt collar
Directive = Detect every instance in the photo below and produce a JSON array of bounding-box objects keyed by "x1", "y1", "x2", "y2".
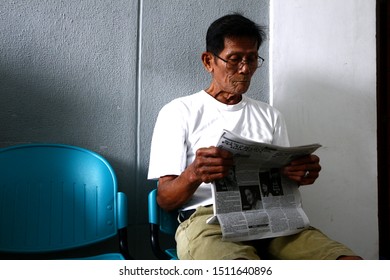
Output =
[{"x1": 201, "y1": 90, "x2": 247, "y2": 111}]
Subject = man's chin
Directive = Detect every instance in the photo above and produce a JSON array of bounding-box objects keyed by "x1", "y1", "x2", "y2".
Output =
[{"x1": 234, "y1": 83, "x2": 251, "y2": 94}]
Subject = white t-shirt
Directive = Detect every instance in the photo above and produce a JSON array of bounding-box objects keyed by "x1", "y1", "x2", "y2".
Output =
[{"x1": 148, "y1": 90, "x2": 290, "y2": 210}]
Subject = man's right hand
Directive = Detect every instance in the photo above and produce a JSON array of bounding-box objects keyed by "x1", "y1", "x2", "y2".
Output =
[
  {"x1": 187, "y1": 146, "x2": 234, "y2": 184},
  {"x1": 157, "y1": 146, "x2": 233, "y2": 211}
]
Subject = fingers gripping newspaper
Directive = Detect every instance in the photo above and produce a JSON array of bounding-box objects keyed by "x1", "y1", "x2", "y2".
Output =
[{"x1": 207, "y1": 130, "x2": 321, "y2": 242}]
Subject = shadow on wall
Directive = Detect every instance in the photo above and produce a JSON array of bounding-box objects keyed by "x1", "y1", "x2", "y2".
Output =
[
  {"x1": 0, "y1": 61, "x2": 112, "y2": 144},
  {"x1": 0, "y1": 53, "x2": 138, "y2": 207}
]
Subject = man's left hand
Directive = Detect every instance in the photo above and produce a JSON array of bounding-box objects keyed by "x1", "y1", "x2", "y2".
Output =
[{"x1": 281, "y1": 154, "x2": 321, "y2": 185}]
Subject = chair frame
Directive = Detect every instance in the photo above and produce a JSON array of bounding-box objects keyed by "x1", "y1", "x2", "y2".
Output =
[{"x1": 148, "y1": 188, "x2": 179, "y2": 260}]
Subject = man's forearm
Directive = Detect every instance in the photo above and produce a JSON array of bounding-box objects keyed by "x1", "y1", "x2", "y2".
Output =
[{"x1": 157, "y1": 168, "x2": 202, "y2": 211}]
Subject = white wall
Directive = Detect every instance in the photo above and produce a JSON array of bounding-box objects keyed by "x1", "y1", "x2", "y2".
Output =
[{"x1": 271, "y1": 0, "x2": 378, "y2": 259}]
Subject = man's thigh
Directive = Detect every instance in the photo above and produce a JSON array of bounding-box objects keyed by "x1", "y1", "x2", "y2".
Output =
[
  {"x1": 175, "y1": 206, "x2": 260, "y2": 260},
  {"x1": 266, "y1": 227, "x2": 357, "y2": 260}
]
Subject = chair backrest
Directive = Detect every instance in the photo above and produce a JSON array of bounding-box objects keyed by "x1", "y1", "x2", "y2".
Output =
[
  {"x1": 148, "y1": 187, "x2": 179, "y2": 260},
  {"x1": 0, "y1": 143, "x2": 130, "y2": 258}
]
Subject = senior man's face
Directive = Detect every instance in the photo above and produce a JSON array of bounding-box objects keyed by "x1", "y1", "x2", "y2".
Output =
[{"x1": 210, "y1": 37, "x2": 259, "y2": 100}]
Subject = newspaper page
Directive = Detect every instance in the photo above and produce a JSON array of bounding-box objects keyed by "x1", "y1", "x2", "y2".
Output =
[{"x1": 207, "y1": 129, "x2": 321, "y2": 242}]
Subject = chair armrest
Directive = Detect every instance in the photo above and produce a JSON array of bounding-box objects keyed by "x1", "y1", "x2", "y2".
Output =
[{"x1": 117, "y1": 192, "x2": 128, "y2": 229}]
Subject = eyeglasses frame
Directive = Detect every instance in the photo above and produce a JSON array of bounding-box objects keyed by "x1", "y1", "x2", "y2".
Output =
[{"x1": 212, "y1": 53, "x2": 265, "y2": 69}]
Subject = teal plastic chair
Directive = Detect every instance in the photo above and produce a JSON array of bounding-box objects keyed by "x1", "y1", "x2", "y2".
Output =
[
  {"x1": 0, "y1": 143, "x2": 132, "y2": 260},
  {"x1": 148, "y1": 188, "x2": 179, "y2": 260}
]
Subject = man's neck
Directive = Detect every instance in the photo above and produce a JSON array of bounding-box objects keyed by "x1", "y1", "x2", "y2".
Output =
[{"x1": 205, "y1": 88, "x2": 242, "y2": 105}]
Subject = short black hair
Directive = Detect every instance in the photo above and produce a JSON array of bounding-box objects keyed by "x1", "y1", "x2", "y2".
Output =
[{"x1": 206, "y1": 13, "x2": 266, "y2": 55}]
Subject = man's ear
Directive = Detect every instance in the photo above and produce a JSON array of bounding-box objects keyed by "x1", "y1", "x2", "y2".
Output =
[{"x1": 201, "y1": 52, "x2": 214, "y2": 73}]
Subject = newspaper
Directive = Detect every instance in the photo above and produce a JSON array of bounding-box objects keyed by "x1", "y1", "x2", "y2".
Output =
[{"x1": 207, "y1": 130, "x2": 321, "y2": 242}]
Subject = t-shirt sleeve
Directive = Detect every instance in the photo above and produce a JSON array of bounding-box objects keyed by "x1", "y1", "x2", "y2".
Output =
[
  {"x1": 271, "y1": 110, "x2": 290, "y2": 147},
  {"x1": 147, "y1": 101, "x2": 188, "y2": 179}
]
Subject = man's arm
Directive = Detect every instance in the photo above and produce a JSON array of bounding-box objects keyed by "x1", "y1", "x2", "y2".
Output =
[{"x1": 157, "y1": 146, "x2": 233, "y2": 211}]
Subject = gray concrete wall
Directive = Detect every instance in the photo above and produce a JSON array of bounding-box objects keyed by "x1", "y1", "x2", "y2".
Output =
[{"x1": 0, "y1": 0, "x2": 269, "y2": 259}]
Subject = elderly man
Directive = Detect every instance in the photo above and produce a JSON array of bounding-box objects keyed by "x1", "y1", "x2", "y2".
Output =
[{"x1": 148, "y1": 13, "x2": 361, "y2": 260}]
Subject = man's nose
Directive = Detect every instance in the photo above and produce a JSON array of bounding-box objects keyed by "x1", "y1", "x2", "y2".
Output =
[{"x1": 238, "y1": 61, "x2": 252, "y2": 74}]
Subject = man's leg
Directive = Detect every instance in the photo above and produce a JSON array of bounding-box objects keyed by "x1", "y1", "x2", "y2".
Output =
[
  {"x1": 176, "y1": 206, "x2": 260, "y2": 260},
  {"x1": 266, "y1": 226, "x2": 361, "y2": 260}
]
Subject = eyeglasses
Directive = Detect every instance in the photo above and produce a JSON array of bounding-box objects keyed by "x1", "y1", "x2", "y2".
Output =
[{"x1": 213, "y1": 53, "x2": 265, "y2": 70}]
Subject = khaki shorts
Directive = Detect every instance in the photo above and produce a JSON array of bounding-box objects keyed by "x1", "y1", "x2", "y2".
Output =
[{"x1": 176, "y1": 206, "x2": 357, "y2": 260}]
